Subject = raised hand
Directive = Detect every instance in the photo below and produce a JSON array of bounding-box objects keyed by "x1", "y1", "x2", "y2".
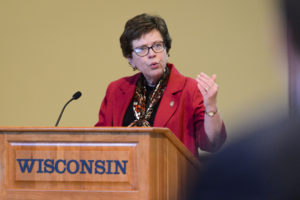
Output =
[{"x1": 196, "y1": 72, "x2": 218, "y2": 110}]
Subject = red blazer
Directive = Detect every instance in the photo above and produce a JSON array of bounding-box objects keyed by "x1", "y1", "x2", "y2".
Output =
[{"x1": 95, "y1": 63, "x2": 226, "y2": 155}]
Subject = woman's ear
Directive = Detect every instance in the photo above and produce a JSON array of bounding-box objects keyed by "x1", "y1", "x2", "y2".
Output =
[
  {"x1": 127, "y1": 57, "x2": 133, "y2": 66},
  {"x1": 128, "y1": 58, "x2": 137, "y2": 71}
]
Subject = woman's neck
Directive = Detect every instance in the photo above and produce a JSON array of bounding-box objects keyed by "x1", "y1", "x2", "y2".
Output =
[{"x1": 147, "y1": 82, "x2": 156, "y2": 87}]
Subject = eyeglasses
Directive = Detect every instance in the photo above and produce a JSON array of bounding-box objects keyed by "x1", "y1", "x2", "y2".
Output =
[{"x1": 133, "y1": 42, "x2": 165, "y2": 57}]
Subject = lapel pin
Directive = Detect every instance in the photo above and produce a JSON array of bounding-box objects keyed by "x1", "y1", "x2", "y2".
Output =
[{"x1": 170, "y1": 101, "x2": 174, "y2": 107}]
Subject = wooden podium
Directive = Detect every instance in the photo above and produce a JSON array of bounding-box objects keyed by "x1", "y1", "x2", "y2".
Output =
[{"x1": 0, "y1": 127, "x2": 203, "y2": 200}]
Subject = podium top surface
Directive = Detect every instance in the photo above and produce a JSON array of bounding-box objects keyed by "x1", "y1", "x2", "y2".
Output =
[{"x1": 0, "y1": 126, "x2": 168, "y2": 133}]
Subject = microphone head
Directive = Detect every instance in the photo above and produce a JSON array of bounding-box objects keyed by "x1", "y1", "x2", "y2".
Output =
[{"x1": 72, "y1": 91, "x2": 82, "y2": 100}]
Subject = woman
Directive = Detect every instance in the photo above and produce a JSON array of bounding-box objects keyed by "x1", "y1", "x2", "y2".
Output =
[{"x1": 95, "y1": 13, "x2": 226, "y2": 156}]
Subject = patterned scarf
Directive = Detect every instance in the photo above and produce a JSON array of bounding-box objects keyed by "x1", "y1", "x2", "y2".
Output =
[{"x1": 128, "y1": 66, "x2": 170, "y2": 127}]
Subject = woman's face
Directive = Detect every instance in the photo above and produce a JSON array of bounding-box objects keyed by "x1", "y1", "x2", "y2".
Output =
[{"x1": 128, "y1": 29, "x2": 168, "y2": 85}]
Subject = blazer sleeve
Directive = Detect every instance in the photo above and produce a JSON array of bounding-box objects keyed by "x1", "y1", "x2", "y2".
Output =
[{"x1": 192, "y1": 85, "x2": 227, "y2": 153}]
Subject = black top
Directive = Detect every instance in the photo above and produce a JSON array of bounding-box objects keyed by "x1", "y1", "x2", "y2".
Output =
[{"x1": 122, "y1": 85, "x2": 161, "y2": 126}]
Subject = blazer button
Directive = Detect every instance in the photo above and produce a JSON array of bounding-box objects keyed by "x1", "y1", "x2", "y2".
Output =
[{"x1": 169, "y1": 101, "x2": 174, "y2": 107}]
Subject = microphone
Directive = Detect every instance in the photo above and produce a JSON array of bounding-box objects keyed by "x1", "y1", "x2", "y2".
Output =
[{"x1": 55, "y1": 91, "x2": 82, "y2": 127}]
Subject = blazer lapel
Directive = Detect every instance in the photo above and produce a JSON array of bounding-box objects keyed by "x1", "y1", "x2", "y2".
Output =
[
  {"x1": 112, "y1": 74, "x2": 140, "y2": 126},
  {"x1": 154, "y1": 64, "x2": 186, "y2": 127}
]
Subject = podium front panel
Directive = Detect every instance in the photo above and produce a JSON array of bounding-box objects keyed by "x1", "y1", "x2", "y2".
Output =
[{"x1": 0, "y1": 127, "x2": 203, "y2": 200}]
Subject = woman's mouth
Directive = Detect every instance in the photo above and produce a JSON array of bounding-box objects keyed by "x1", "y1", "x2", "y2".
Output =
[{"x1": 149, "y1": 62, "x2": 159, "y2": 69}]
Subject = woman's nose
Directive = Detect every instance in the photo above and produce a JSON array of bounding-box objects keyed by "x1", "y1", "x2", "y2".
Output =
[{"x1": 147, "y1": 48, "x2": 156, "y2": 58}]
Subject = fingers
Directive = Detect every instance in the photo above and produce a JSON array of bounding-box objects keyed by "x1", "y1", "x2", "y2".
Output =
[
  {"x1": 197, "y1": 79, "x2": 207, "y2": 95},
  {"x1": 199, "y1": 72, "x2": 216, "y2": 84},
  {"x1": 196, "y1": 73, "x2": 217, "y2": 91},
  {"x1": 211, "y1": 74, "x2": 216, "y2": 82},
  {"x1": 197, "y1": 75, "x2": 210, "y2": 94}
]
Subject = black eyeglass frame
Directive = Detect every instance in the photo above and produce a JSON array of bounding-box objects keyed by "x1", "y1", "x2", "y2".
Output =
[{"x1": 132, "y1": 42, "x2": 166, "y2": 57}]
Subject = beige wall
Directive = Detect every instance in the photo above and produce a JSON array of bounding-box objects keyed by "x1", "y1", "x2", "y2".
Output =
[{"x1": 0, "y1": 0, "x2": 288, "y2": 142}]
